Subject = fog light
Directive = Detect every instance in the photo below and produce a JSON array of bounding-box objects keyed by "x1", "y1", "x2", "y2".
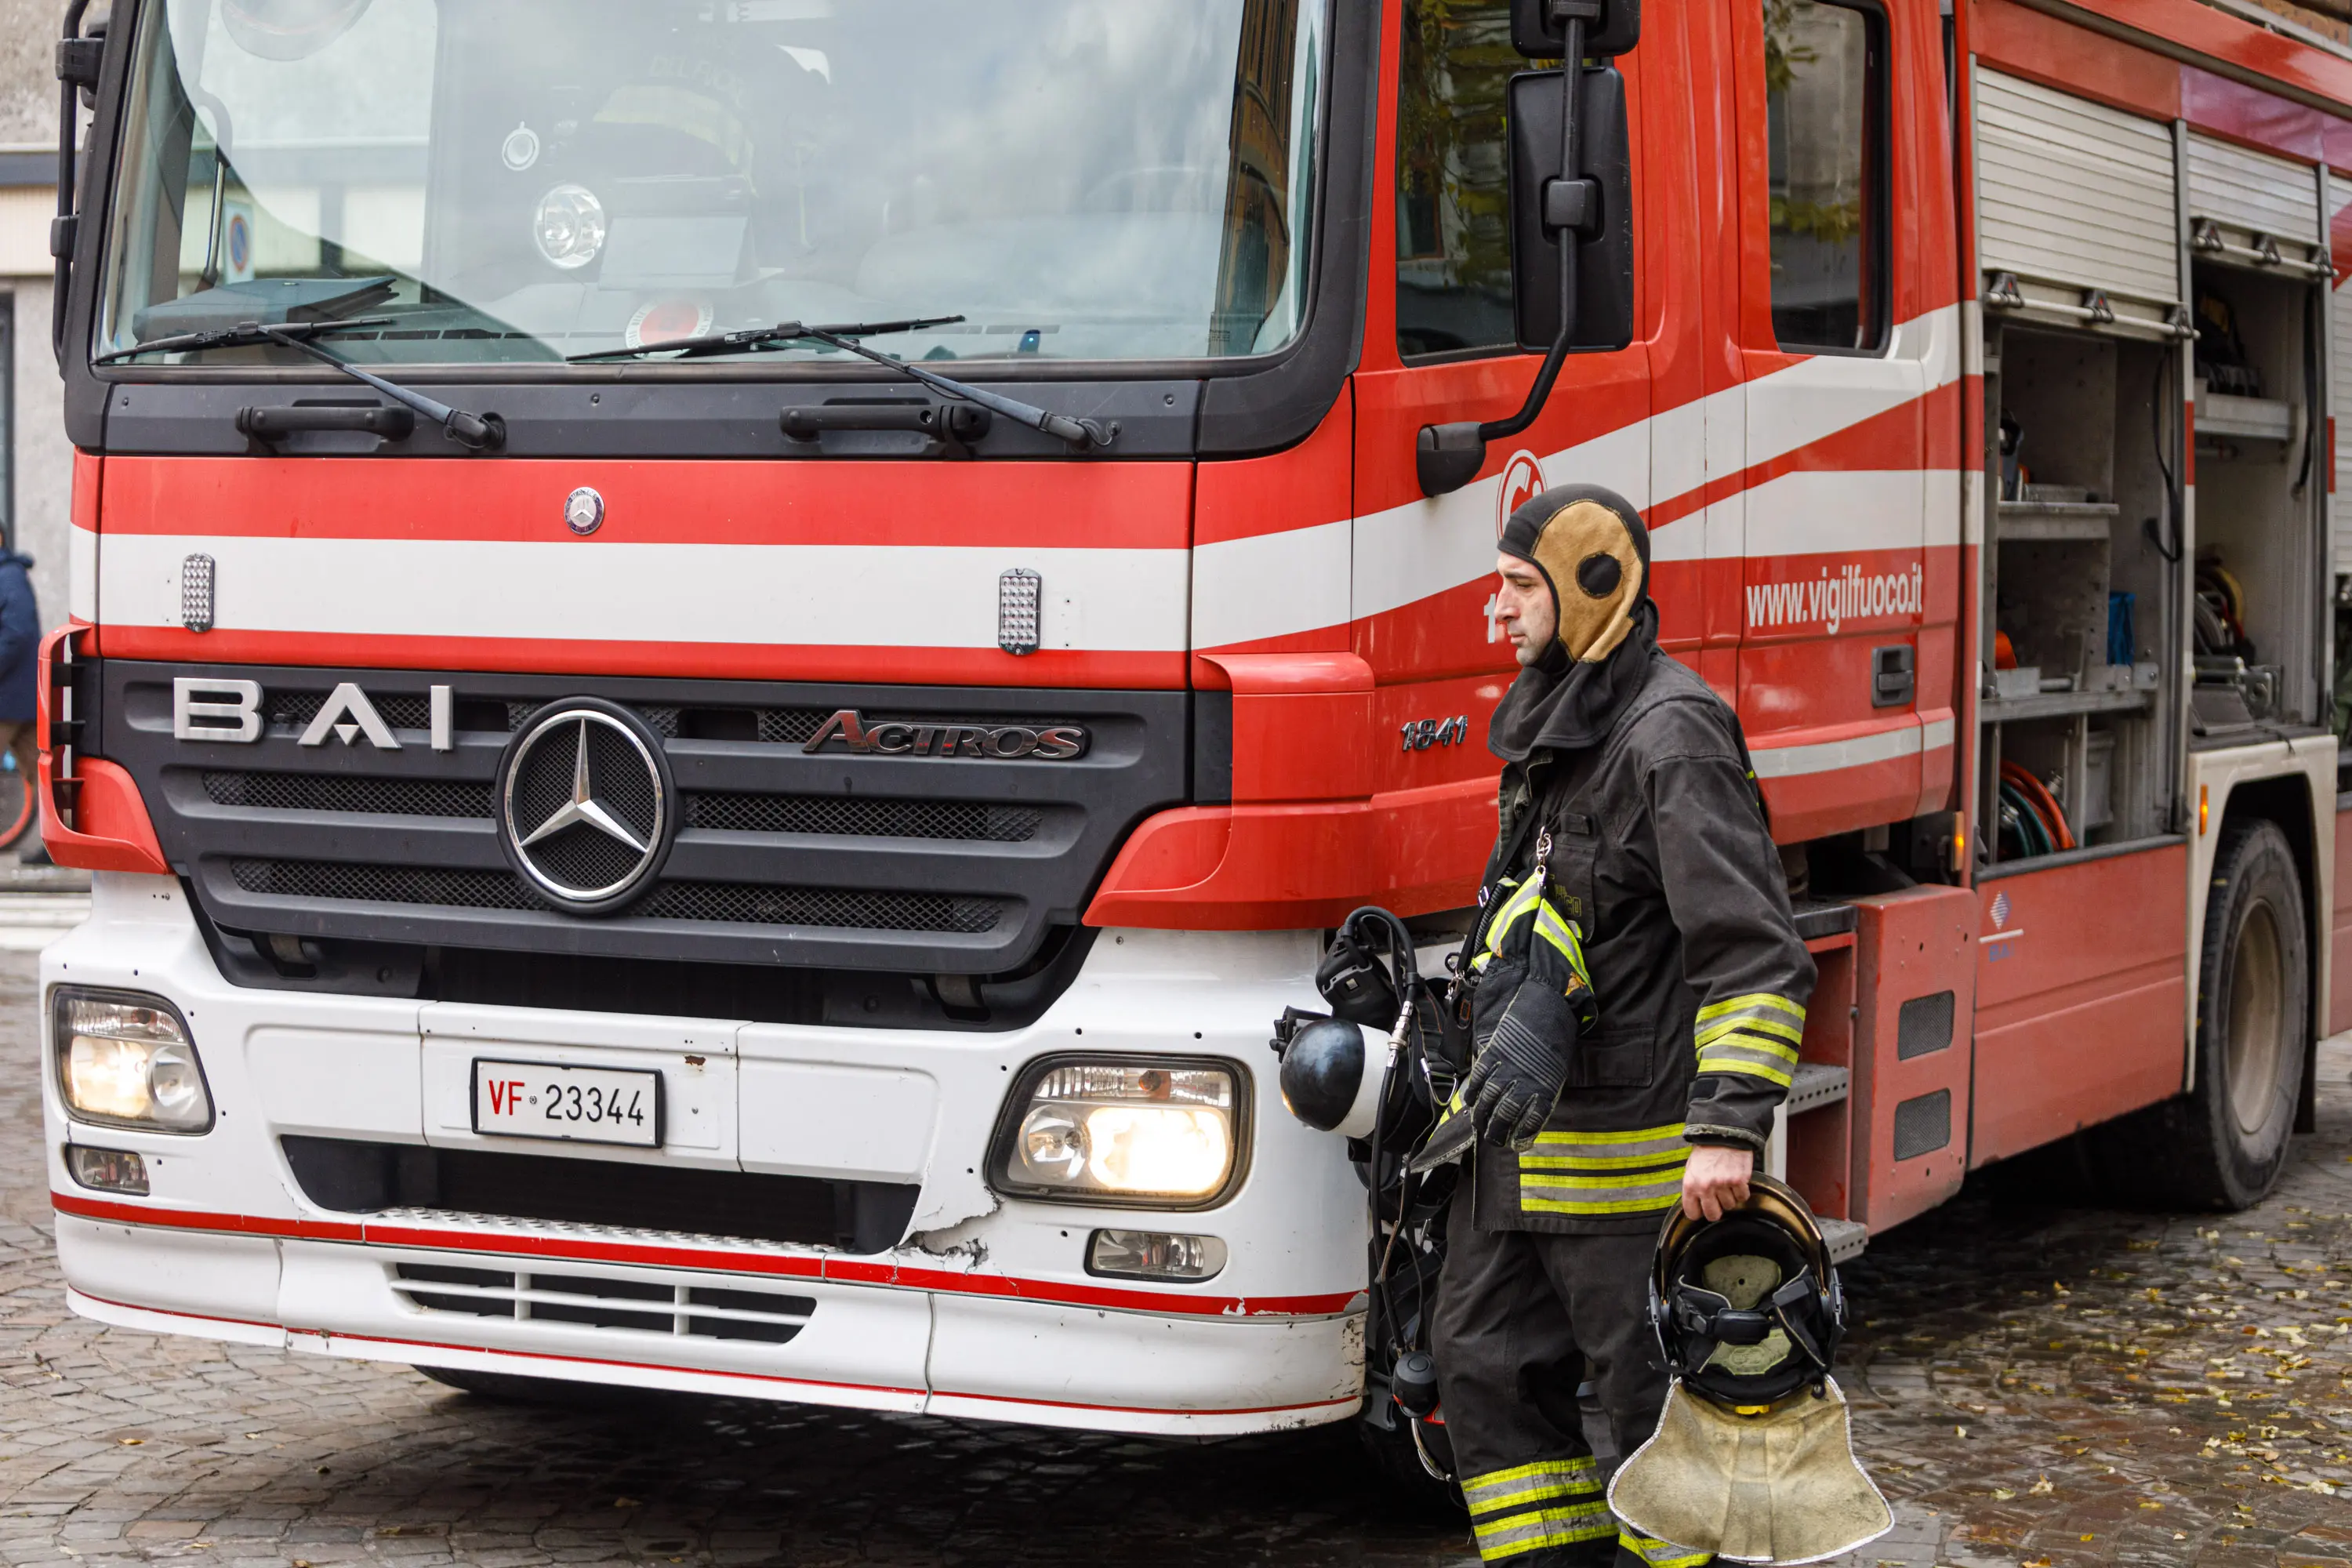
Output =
[
  {"x1": 54, "y1": 989, "x2": 212, "y2": 1133},
  {"x1": 1087, "y1": 1229, "x2": 1227, "y2": 1281},
  {"x1": 532, "y1": 183, "x2": 605, "y2": 270},
  {"x1": 67, "y1": 1145, "x2": 149, "y2": 1196},
  {"x1": 993, "y1": 1058, "x2": 1244, "y2": 1205}
]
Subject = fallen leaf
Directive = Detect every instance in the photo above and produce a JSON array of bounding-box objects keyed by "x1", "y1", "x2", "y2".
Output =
[
  {"x1": 615, "y1": 1497, "x2": 642, "y2": 1509},
  {"x1": 2029, "y1": 1475, "x2": 2054, "y2": 1494},
  {"x1": 1992, "y1": 1488, "x2": 2016, "y2": 1500}
]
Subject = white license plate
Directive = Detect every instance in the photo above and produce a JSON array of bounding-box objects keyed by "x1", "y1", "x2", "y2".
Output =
[{"x1": 471, "y1": 1060, "x2": 662, "y2": 1149}]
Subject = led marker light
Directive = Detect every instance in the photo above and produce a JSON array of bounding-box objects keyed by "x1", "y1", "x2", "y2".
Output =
[
  {"x1": 993, "y1": 1058, "x2": 1244, "y2": 1205},
  {"x1": 53, "y1": 989, "x2": 212, "y2": 1133}
]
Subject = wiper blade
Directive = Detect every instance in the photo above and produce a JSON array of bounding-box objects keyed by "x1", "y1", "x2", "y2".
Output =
[
  {"x1": 572, "y1": 315, "x2": 1113, "y2": 452},
  {"x1": 94, "y1": 315, "x2": 392, "y2": 365},
  {"x1": 568, "y1": 314, "x2": 967, "y2": 363},
  {"x1": 103, "y1": 318, "x2": 504, "y2": 451}
]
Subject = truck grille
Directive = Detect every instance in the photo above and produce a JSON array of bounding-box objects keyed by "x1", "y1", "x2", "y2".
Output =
[
  {"x1": 392, "y1": 1263, "x2": 816, "y2": 1345},
  {"x1": 110, "y1": 662, "x2": 1186, "y2": 976},
  {"x1": 202, "y1": 770, "x2": 1043, "y2": 842},
  {"x1": 231, "y1": 859, "x2": 1006, "y2": 933}
]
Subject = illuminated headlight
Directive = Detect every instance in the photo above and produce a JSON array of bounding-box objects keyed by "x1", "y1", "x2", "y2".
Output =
[
  {"x1": 993, "y1": 1058, "x2": 1245, "y2": 1206},
  {"x1": 532, "y1": 182, "x2": 606, "y2": 270},
  {"x1": 53, "y1": 989, "x2": 212, "y2": 1133}
]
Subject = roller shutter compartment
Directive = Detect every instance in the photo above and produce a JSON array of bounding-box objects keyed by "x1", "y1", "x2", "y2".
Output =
[
  {"x1": 1974, "y1": 69, "x2": 2180, "y2": 335},
  {"x1": 2187, "y1": 131, "x2": 2327, "y2": 280},
  {"x1": 2334, "y1": 256, "x2": 2352, "y2": 574}
]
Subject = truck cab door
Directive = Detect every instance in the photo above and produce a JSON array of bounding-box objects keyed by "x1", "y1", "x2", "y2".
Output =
[
  {"x1": 1726, "y1": 0, "x2": 1953, "y2": 841},
  {"x1": 1353, "y1": 0, "x2": 1656, "y2": 822}
]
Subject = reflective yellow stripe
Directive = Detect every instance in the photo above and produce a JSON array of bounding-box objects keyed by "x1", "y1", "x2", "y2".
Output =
[
  {"x1": 1620, "y1": 1530, "x2": 1712, "y2": 1568},
  {"x1": 1469, "y1": 1472, "x2": 1605, "y2": 1514},
  {"x1": 1522, "y1": 1185, "x2": 1685, "y2": 1214},
  {"x1": 1520, "y1": 1148, "x2": 1685, "y2": 1170},
  {"x1": 1697, "y1": 992, "x2": 1806, "y2": 1025},
  {"x1": 1696, "y1": 1011, "x2": 1804, "y2": 1048},
  {"x1": 1474, "y1": 1504, "x2": 1617, "y2": 1559},
  {"x1": 1462, "y1": 1457, "x2": 1598, "y2": 1508},
  {"x1": 1697, "y1": 1029, "x2": 1799, "y2": 1063},
  {"x1": 1695, "y1": 1044, "x2": 1795, "y2": 1087},
  {"x1": 1530, "y1": 1120, "x2": 1686, "y2": 1145},
  {"x1": 1520, "y1": 1160, "x2": 1686, "y2": 1191}
]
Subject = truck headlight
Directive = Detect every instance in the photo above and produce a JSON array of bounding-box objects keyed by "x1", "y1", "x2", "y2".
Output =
[
  {"x1": 53, "y1": 989, "x2": 212, "y2": 1133},
  {"x1": 992, "y1": 1057, "x2": 1246, "y2": 1206}
]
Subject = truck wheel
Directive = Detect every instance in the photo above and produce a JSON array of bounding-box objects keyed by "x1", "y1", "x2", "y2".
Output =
[
  {"x1": 1356, "y1": 1412, "x2": 1463, "y2": 1514},
  {"x1": 2172, "y1": 818, "x2": 2309, "y2": 1209}
]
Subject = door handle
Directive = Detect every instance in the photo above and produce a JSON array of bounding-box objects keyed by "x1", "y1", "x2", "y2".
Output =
[{"x1": 1871, "y1": 644, "x2": 1915, "y2": 708}]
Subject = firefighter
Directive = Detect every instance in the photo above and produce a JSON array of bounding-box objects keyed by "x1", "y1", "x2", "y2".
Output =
[{"x1": 1433, "y1": 485, "x2": 1814, "y2": 1568}]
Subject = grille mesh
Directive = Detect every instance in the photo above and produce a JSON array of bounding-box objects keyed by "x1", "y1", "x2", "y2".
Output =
[
  {"x1": 231, "y1": 859, "x2": 536, "y2": 910},
  {"x1": 635, "y1": 880, "x2": 1003, "y2": 933},
  {"x1": 228, "y1": 858, "x2": 1004, "y2": 933},
  {"x1": 685, "y1": 793, "x2": 1041, "y2": 842},
  {"x1": 201, "y1": 771, "x2": 1036, "y2": 844},
  {"x1": 202, "y1": 771, "x2": 492, "y2": 818},
  {"x1": 267, "y1": 691, "x2": 436, "y2": 732}
]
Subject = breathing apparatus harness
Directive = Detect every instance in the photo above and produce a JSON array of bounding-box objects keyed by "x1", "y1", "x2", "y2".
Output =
[{"x1": 1271, "y1": 905, "x2": 1457, "y2": 1477}]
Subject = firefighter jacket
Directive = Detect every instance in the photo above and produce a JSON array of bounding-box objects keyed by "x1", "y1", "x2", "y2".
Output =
[{"x1": 1471, "y1": 647, "x2": 1815, "y2": 1236}]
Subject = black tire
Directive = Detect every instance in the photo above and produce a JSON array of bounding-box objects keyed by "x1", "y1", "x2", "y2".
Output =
[
  {"x1": 1356, "y1": 1412, "x2": 1465, "y2": 1514},
  {"x1": 2122, "y1": 818, "x2": 2310, "y2": 1210}
]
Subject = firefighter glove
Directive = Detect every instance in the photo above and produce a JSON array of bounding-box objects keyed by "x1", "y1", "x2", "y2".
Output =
[{"x1": 1464, "y1": 873, "x2": 1598, "y2": 1150}]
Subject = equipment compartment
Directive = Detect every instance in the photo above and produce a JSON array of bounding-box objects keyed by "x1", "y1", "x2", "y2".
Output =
[{"x1": 1978, "y1": 324, "x2": 2180, "y2": 866}]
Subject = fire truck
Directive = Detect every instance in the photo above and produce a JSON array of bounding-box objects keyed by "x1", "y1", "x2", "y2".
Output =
[{"x1": 31, "y1": 0, "x2": 2352, "y2": 1451}]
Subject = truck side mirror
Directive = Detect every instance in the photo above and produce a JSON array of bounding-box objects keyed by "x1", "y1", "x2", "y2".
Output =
[
  {"x1": 1415, "y1": 0, "x2": 1640, "y2": 498},
  {"x1": 1508, "y1": 66, "x2": 1634, "y2": 354}
]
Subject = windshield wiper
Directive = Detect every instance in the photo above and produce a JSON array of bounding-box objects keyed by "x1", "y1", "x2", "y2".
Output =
[
  {"x1": 100, "y1": 319, "x2": 505, "y2": 451},
  {"x1": 95, "y1": 315, "x2": 390, "y2": 364},
  {"x1": 572, "y1": 316, "x2": 1113, "y2": 452}
]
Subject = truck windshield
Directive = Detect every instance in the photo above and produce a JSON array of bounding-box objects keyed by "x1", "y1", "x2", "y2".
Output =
[{"x1": 96, "y1": 0, "x2": 1327, "y2": 367}]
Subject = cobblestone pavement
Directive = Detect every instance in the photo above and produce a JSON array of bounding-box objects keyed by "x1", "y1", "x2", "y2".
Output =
[{"x1": 3, "y1": 945, "x2": 2352, "y2": 1566}]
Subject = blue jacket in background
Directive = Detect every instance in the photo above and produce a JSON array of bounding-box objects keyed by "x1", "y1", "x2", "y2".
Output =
[{"x1": 0, "y1": 553, "x2": 42, "y2": 724}]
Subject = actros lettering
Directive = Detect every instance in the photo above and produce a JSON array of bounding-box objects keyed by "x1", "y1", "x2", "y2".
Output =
[{"x1": 803, "y1": 709, "x2": 1088, "y2": 760}]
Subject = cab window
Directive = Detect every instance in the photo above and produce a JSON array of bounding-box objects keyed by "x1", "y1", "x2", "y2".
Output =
[
  {"x1": 1763, "y1": 0, "x2": 1887, "y2": 353},
  {"x1": 1396, "y1": 0, "x2": 1516, "y2": 359}
]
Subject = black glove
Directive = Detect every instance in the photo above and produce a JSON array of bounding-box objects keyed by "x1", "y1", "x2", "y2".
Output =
[{"x1": 1464, "y1": 956, "x2": 1581, "y2": 1150}]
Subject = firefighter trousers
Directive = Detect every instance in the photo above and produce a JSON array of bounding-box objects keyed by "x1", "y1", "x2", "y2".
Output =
[{"x1": 1432, "y1": 1180, "x2": 1710, "y2": 1568}]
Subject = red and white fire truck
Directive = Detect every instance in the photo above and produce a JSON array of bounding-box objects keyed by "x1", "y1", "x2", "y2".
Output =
[{"x1": 32, "y1": 0, "x2": 2352, "y2": 1446}]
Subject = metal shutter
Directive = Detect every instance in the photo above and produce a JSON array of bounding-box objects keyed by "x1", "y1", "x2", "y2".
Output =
[
  {"x1": 1975, "y1": 68, "x2": 2180, "y2": 332},
  {"x1": 2334, "y1": 260, "x2": 2352, "y2": 574},
  {"x1": 2187, "y1": 132, "x2": 2327, "y2": 278}
]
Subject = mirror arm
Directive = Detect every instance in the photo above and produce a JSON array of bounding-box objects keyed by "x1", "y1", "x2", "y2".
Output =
[
  {"x1": 1417, "y1": 3, "x2": 1594, "y2": 498},
  {"x1": 51, "y1": 0, "x2": 92, "y2": 369}
]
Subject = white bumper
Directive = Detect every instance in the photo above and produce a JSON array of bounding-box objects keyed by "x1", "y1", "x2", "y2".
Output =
[{"x1": 42, "y1": 873, "x2": 1370, "y2": 1436}]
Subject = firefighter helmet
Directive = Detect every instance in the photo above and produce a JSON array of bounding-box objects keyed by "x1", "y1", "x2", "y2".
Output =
[{"x1": 1648, "y1": 1172, "x2": 1844, "y2": 1407}]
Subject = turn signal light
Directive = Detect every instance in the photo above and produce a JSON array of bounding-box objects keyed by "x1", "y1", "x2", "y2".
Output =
[
  {"x1": 1087, "y1": 1229, "x2": 1227, "y2": 1281},
  {"x1": 67, "y1": 1145, "x2": 149, "y2": 1195}
]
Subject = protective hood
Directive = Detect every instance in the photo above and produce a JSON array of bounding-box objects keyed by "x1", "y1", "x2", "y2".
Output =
[
  {"x1": 1490, "y1": 485, "x2": 1659, "y2": 761},
  {"x1": 1608, "y1": 1377, "x2": 1893, "y2": 1566}
]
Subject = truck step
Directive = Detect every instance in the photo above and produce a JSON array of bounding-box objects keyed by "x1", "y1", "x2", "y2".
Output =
[
  {"x1": 1819, "y1": 1217, "x2": 1868, "y2": 1265},
  {"x1": 1786, "y1": 1062, "x2": 1850, "y2": 1116}
]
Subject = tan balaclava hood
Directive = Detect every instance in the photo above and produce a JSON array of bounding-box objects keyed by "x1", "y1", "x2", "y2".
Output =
[
  {"x1": 1498, "y1": 485, "x2": 1650, "y2": 662},
  {"x1": 1488, "y1": 484, "x2": 1659, "y2": 762}
]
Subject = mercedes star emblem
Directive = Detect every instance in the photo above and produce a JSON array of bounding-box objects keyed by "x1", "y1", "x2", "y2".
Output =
[
  {"x1": 564, "y1": 486, "x2": 604, "y2": 535},
  {"x1": 495, "y1": 700, "x2": 671, "y2": 913}
]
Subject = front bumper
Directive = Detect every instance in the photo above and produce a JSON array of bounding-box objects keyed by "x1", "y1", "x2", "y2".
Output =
[{"x1": 42, "y1": 873, "x2": 1370, "y2": 1436}]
